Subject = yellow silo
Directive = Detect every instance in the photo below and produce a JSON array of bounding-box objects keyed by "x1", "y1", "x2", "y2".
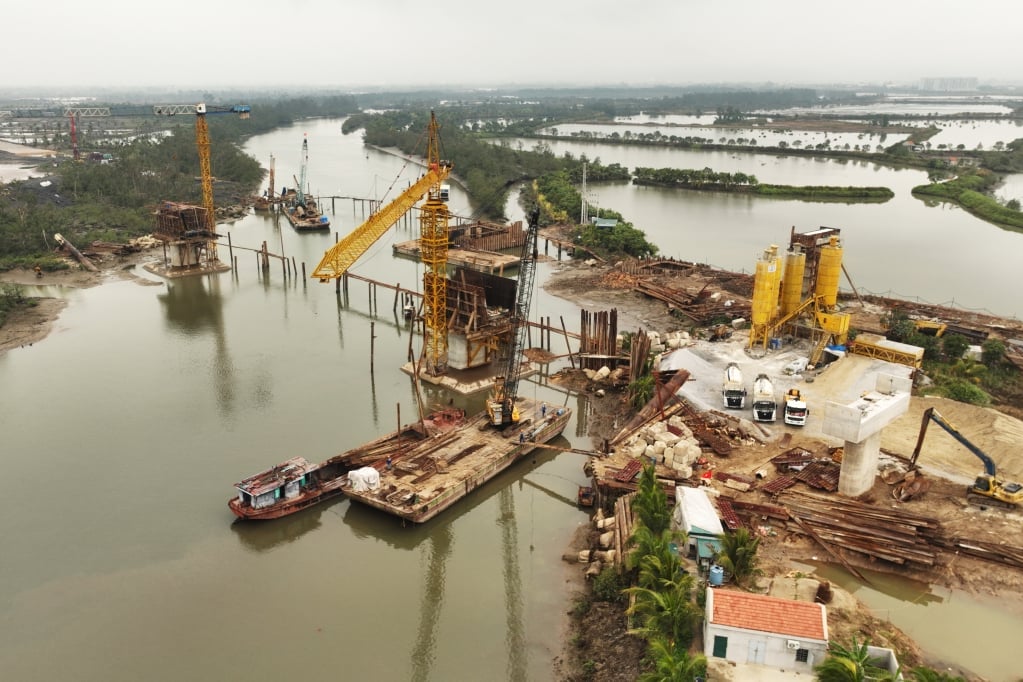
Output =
[
  {"x1": 816, "y1": 235, "x2": 843, "y2": 308},
  {"x1": 751, "y1": 245, "x2": 782, "y2": 326},
  {"x1": 780, "y1": 247, "x2": 806, "y2": 317}
]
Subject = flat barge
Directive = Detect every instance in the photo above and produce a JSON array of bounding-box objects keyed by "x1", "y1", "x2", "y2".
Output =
[{"x1": 345, "y1": 396, "x2": 571, "y2": 523}]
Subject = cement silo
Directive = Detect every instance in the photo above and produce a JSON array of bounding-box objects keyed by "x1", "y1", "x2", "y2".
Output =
[
  {"x1": 815, "y1": 236, "x2": 843, "y2": 309},
  {"x1": 751, "y1": 245, "x2": 782, "y2": 327},
  {"x1": 780, "y1": 246, "x2": 806, "y2": 318}
]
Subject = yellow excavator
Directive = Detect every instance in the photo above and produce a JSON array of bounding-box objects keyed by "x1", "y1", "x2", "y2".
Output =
[{"x1": 911, "y1": 407, "x2": 1023, "y2": 509}]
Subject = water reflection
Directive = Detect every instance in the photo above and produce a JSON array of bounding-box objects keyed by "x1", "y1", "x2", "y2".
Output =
[
  {"x1": 340, "y1": 447, "x2": 551, "y2": 682},
  {"x1": 157, "y1": 275, "x2": 238, "y2": 416},
  {"x1": 230, "y1": 503, "x2": 332, "y2": 553},
  {"x1": 799, "y1": 562, "x2": 1018, "y2": 679}
]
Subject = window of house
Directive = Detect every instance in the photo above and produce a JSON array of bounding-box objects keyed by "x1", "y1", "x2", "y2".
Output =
[{"x1": 795, "y1": 648, "x2": 809, "y2": 663}]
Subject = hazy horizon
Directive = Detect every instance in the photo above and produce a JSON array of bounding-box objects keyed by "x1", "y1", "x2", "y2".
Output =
[{"x1": 3, "y1": 0, "x2": 1020, "y2": 93}]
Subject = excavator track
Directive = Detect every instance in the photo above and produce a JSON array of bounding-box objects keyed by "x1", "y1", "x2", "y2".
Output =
[{"x1": 966, "y1": 491, "x2": 1017, "y2": 510}]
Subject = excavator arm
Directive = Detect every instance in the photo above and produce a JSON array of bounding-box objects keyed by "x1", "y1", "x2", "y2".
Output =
[{"x1": 911, "y1": 407, "x2": 997, "y2": 476}]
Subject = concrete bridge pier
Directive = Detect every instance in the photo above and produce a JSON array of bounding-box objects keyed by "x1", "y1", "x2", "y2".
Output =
[{"x1": 821, "y1": 373, "x2": 912, "y2": 497}]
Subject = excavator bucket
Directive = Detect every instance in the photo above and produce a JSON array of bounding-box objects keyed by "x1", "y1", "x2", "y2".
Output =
[{"x1": 892, "y1": 470, "x2": 931, "y2": 502}]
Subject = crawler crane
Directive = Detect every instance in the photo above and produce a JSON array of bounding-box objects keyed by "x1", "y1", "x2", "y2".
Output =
[{"x1": 486, "y1": 206, "x2": 541, "y2": 428}]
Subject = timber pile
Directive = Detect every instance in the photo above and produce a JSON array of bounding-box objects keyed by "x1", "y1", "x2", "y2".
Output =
[
  {"x1": 612, "y1": 491, "x2": 637, "y2": 572},
  {"x1": 778, "y1": 491, "x2": 941, "y2": 567},
  {"x1": 932, "y1": 537, "x2": 1023, "y2": 570},
  {"x1": 633, "y1": 279, "x2": 752, "y2": 325}
]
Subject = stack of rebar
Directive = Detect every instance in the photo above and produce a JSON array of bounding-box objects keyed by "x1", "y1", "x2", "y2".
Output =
[{"x1": 779, "y1": 491, "x2": 941, "y2": 567}]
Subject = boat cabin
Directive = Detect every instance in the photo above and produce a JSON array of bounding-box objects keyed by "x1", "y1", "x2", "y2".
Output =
[{"x1": 234, "y1": 457, "x2": 316, "y2": 510}]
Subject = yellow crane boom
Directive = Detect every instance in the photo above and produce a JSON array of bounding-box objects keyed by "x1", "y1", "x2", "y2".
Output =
[
  {"x1": 312, "y1": 111, "x2": 452, "y2": 375},
  {"x1": 310, "y1": 166, "x2": 449, "y2": 280}
]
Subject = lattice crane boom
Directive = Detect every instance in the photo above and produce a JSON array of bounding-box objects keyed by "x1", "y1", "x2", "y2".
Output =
[
  {"x1": 312, "y1": 111, "x2": 453, "y2": 374},
  {"x1": 487, "y1": 206, "x2": 541, "y2": 426},
  {"x1": 296, "y1": 135, "x2": 308, "y2": 205}
]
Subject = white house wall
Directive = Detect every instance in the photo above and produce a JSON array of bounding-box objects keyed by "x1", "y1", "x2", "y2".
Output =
[{"x1": 704, "y1": 623, "x2": 827, "y2": 673}]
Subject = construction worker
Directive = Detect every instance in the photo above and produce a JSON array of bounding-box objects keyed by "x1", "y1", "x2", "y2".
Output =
[
  {"x1": 34, "y1": 265, "x2": 42, "y2": 278},
  {"x1": 541, "y1": 402, "x2": 547, "y2": 418}
]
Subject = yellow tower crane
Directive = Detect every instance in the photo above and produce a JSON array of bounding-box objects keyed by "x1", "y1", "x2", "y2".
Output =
[
  {"x1": 311, "y1": 111, "x2": 453, "y2": 375},
  {"x1": 152, "y1": 103, "x2": 252, "y2": 259}
]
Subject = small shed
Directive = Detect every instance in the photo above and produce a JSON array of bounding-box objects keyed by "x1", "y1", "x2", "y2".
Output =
[
  {"x1": 672, "y1": 487, "x2": 724, "y2": 568},
  {"x1": 704, "y1": 588, "x2": 828, "y2": 672},
  {"x1": 591, "y1": 217, "x2": 618, "y2": 230}
]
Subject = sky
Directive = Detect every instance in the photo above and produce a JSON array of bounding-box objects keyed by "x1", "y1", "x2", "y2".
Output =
[{"x1": 4, "y1": 0, "x2": 1022, "y2": 92}]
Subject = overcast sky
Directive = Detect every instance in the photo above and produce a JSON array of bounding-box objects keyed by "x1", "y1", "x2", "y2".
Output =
[{"x1": 6, "y1": 0, "x2": 1020, "y2": 91}]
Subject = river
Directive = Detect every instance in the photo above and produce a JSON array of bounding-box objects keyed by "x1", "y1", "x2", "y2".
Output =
[
  {"x1": 0, "y1": 116, "x2": 1018, "y2": 681},
  {"x1": 499, "y1": 133, "x2": 1022, "y2": 318}
]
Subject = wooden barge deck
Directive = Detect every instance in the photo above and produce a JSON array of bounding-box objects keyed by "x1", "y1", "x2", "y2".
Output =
[
  {"x1": 345, "y1": 396, "x2": 571, "y2": 523},
  {"x1": 392, "y1": 239, "x2": 520, "y2": 274}
]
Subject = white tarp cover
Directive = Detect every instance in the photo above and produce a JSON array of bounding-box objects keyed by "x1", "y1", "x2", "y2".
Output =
[
  {"x1": 673, "y1": 487, "x2": 725, "y2": 537},
  {"x1": 348, "y1": 467, "x2": 381, "y2": 492}
]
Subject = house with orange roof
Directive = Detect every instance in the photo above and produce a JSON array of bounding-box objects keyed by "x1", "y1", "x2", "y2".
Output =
[{"x1": 704, "y1": 587, "x2": 828, "y2": 672}]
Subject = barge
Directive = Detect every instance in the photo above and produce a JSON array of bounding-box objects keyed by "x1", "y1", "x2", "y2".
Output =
[
  {"x1": 344, "y1": 396, "x2": 570, "y2": 524},
  {"x1": 229, "y1": 407, "x2": 465, "y2": 520}
]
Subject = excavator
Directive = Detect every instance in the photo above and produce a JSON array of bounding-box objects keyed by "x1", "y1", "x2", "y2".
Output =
[
  {"x1": 486, "y1": 205, "x2": 541, "y2": 429},
  {"x1": 910, "y1": 406, "x2": 1023, "y2": 509}
]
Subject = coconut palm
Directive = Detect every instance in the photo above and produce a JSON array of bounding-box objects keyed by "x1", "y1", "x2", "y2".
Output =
[
  {"x1": 714, "y1": 527, "x2": 762, "y2": 587},
  {"x1": 627, "y1": 573, "x2": 701, "y2": 654},
  {"x1": 907, "y1": 667, "x2": 965, "y2": 682},
  {"x1": 637, "y1": 637, "x2": 707, "y2": 682},
  {"x1": 814, "y1": 638, "x2": 899, "y2": 682},
  {"x1": 631, "y1": 463, "x2": 672, "y2": 535}
]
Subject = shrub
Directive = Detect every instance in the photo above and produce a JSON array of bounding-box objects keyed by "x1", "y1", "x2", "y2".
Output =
[
  {"x1": 943, "y1": 380, "x2": 991, "y2": 405},
  {"x1": 592, "y1": 566, "x2": 625, "y2": 603}
]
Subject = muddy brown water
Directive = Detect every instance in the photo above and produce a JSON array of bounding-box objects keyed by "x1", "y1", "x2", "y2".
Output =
[{"x1": 1, "y1": 116, "x2": 1021, "y2": 680}]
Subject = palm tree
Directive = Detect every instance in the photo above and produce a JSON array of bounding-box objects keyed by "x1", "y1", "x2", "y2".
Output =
[
  {"x1": 714, "y1": 528, "x2": 762, "y2": 587},
  {"x1": 627, "y1": 570, "x2": 699, "y2": 648},
  {"x1": 906, "y1": 666, "x2": 965, "y2": 682},
  {"x1": 632, "y1": 463, "x2": 671, "y2": 535},
  {"x1": 814, "y1": 638, "x2": 899, "y2": 682},
  {"x1": 638, "y1": 637, "x2": 707, "y2": 682}
]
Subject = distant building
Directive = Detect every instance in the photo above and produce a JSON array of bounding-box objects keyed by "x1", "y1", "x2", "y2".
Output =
[
  {"x1": 920, "y1": 77, "x2": 978, "y2": 92},
  {"x1": 591, "y1": 217, "x2": 618, "y2": 230}
]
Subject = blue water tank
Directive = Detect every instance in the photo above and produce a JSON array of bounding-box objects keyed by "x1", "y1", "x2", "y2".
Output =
[{"x1": 709, "y1": 565, "x2": 724, "y2": 586}]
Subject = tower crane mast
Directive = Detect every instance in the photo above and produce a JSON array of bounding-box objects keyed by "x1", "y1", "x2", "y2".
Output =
[
  {"x1": 312, "y1": 111, "x2": 452, "y2": 374},
  {"x1": 152, "y1": 103, "x2": 251, "y2": 255}
]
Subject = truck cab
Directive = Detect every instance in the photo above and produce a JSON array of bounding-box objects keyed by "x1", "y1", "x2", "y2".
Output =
[
  {"x1": 722, "y1": 363, "x2": 746, "y2": 409},
  {"x1": 752, "y1": 373, "x2": 777, "y2": 422},
  {"x1": 783, "y1": 388, "x2": 808, "y2": 426}
]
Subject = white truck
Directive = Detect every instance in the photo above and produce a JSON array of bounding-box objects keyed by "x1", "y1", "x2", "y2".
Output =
[
  {"x1": 751, "y1": 373, "x2": 777, "y2": 422},
  {"x1": 722, "y1": 362, "x2": 746, "y2": 409},
  {"x1": 783, "y1": 388, "x2": 808, "y2": 426}
]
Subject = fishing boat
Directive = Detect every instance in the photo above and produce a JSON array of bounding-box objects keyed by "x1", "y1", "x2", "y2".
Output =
[
  {"x1": 229, "y1": 407, "x2": 466, "y2": 520},
  {"x1": 229, "y1": 455, "x2": 350, "y2": 520}
]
